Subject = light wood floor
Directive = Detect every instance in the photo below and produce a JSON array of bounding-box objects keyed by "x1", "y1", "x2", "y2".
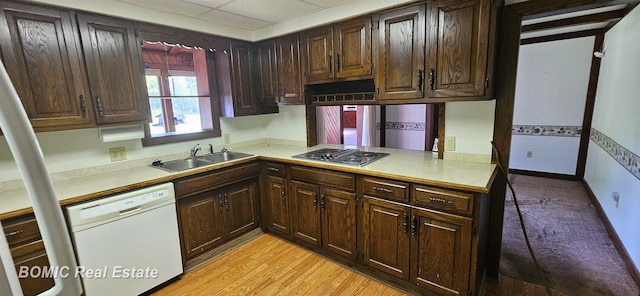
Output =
[
  {"x1": 152, "y1": 234, "x2": 565, "y2": 296},
  {"x1": 152, "y1": 234, "x2": 405, "y2": 296}
]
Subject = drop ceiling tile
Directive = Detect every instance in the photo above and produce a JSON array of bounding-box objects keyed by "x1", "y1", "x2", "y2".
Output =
[
  {"x1": 219, "y1": 0, "x2": 320, "y2": 23},
  {"x1": 198, "y1": 9, "x2": 271, "y2": 30},
  {"x1": 302, "y1": 0, "x2": 356, "y2": 8},
  {"x1": 119, "y1": 0, "x2": 210, "y2": 17},
  {"x1": 183, "y1": 0, "x2": 235, "y2": 9}
]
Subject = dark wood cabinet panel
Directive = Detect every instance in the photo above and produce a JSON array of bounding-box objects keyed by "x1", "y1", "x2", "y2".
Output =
[
  {"x1": 426, "y1": 0, "x2": 491, "y2": 98},
  {"x1": 321, "y1": 187, "x2": 356, "y2": 260},
  {"x1": 77, "y1": 14, "x2": 149, "y2": 124},
  {"x1": 255, "y1": 40, "x2": 279, "y2": 110},
  {"x1": 224, "y1": 180, "x2": 259, "y2": 239},
  {"x1": 411, "y1": 207, "x2": 472, "y2": 296},
  {"x1": 362, "y1": 196, "x2": 411, "y2": 280},
  {"x1": 276, "y1": 34, "x2": 303, "y2": 105},
  {"x1": 335, "y1": 17, "x2": 372, "y2": 79},
  {"x1": 375, "y1": 4, "x2": 426, "y2": 101},
  {"x1": 290, "y1": 180, "x2": 321, "y2": 246},
  {"x1": 302, "y1": 26, "x2": 334, "y2": 82},
  {"x1": 0, "y1": 2, "x2": 92, "y2": 128},
  {"x1": 265, "y1": 175, "x2": 290, "y2": 236},
  {"x1": 178, "y1": 193, "x2": 224, "y2": 260},
  {"x1": 229, "y1": 41, "x2": 259, "y2": 116}
]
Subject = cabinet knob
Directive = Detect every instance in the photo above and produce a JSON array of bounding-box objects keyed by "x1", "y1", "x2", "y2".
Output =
[
  {"x1": 403, "y1": 213, "x2": 408, "y2": 233},
  {"x1": 224, "y1": 193, "x2": 229, "y2": 210},
  {"x1": 411, "y1": 216, "x2": 417, "y2": 236},
  {"x1": 320, "y1": 194, "x2": 326, "y2": 210},
  {"x1": 313, "y1": 192, "x2": 318, "y2": 208}
]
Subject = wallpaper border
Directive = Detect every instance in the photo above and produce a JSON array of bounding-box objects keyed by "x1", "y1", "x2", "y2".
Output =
[
  {"x1": 591, "y1": 128, "x2": 640, "y2": 181},
  {"x1": 512, "y1": 125, "x2": 582, "y2": 137}
]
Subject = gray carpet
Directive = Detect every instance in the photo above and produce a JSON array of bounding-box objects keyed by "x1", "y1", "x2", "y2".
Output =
[{"x1": 500, "y1": 174, "x2": 639, "y2": 296}]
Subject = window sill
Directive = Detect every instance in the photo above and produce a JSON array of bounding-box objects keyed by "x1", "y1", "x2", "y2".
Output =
[{"x1": 141, "y1": 129, "x2": 221, "y2": 146}]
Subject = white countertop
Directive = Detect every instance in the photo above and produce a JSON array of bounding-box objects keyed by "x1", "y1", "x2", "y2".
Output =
[{"x1": 0, "y1": 143, "x2": 496, "y2": 220}]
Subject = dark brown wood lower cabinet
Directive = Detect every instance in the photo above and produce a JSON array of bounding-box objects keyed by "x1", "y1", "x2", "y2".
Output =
[
  {"x1": 362, "y1": 196, "x2": 411, "y2": 280},
  {"x1": 290, "y1": 180, "x2": 321, "y2": 246},
  {"x1": 224, "y1": 180, "x2": 258, "y2": 239},
  {"x1": 265, "y1": 175, "x2": 291, "y2": 235},
  {"x1": 411, "y1": 207, "x2": 473, "y2": 296},
  {"x1": 321, "y1": 187, "x2": 356, "y2": 261}
]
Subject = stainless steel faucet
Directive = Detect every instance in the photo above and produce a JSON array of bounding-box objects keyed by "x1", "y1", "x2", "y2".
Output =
[{"x1": 190, "y1": 144, "x2": 201, "y2": 158}]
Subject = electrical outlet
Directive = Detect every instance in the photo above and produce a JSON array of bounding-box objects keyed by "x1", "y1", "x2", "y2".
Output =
[
  {"x1": 444, "y1": 136, "x2": 456, "y2": 151},
  {"x1": 109, "y1": 147, "x2": 126, "y2": 162},
  {"x1": 223, "y1": 133, "x2": 230, "y2": 144},
  {"x1": 526, "y1": 151, "x2": 533, "y2": 158},
  {"x1": 612, "y1": 192, "x2": 620, "y2": 208}
]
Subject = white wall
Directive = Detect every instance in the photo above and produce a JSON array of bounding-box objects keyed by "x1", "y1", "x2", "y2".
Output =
[
  {"x1": 385, "y1": 105, "x2": 426, "y2": 151},
  {"x1": 0, "y1": 106, "x2": 306, "y2": 182},
  {"x1": 585, "y1": 6, "x2": 640, "y2": 271},
  {"x1": 510, "y1": 37, "x2": 594, "y2": 174},
  {"x1": 444, "y1": 100, "x2": 496, "y2": 157}
]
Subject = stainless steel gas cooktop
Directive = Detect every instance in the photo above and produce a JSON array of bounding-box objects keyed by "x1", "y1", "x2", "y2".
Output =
[{"x1": 292, "y1": 148, "x2": 389, "y2": 167}]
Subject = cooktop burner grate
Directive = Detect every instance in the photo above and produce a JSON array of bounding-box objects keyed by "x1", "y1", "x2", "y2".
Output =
[{"x1": 292, "y1": 148, "x2": 389, "y2": 166}]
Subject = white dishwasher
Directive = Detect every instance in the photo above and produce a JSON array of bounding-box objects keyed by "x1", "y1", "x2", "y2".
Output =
[{"x1": 66, "y1": 182, "x2": 183, "y2": 296}]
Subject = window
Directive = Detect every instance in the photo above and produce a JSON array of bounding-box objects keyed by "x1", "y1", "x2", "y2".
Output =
[{"x1": 140, "y1": 40, "x2": 221, "y2": 146}]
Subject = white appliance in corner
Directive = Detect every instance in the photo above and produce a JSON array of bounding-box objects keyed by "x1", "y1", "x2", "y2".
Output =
[{"x1": 65, "y1": 183, "x2": 183, "y2": 296}]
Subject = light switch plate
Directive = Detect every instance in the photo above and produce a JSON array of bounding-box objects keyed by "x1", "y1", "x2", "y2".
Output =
[
  {"x1": 109, "y1": 147, "x2": 127, "y2": 162},
  {"x1": 445, "y1": 136, "x2": 456, "y2": 151}
]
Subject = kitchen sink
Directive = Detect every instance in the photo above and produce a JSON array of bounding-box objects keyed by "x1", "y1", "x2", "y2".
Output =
[{"x1": 152, "y1": 151, "x2": 253, "y2": 172}]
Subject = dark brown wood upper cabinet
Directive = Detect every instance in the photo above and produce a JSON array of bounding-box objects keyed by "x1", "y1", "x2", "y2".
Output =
[
  {"x1": 254, "y1": 40, "x2": 279, "y2": 109},
  {"x1": 302, "y1": 17, "x2": 371, "y2": 84},
  {"x1": 229, "y1": 41, "x2": 259, "y2": 116},
  {"x1": 276, "y1": 34, "x2": 304, "y2": 105},
  {"x1": 77, "y1": 14, "x2": 150, "y2": 124},
  {"x1": 426, "y1": 0, "x2": 491, "y2": 98},
  {"x1": 375, "y1": 4, "x2": 426, "y2": 101},
  {"x1": 0, "y1": 2, "x2": 93, "y2": 129}
]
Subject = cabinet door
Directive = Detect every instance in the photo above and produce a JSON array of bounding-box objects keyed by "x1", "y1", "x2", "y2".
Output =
[
  {"x1": 0, "y1": 2, "x2": 92, "y2": 128},
  {"x1": 426, "y1": 0, "x2": 490, "y2": 98},
  {"x1": 224, "y1": 180, "x2": 259, "y2": 239},
  {"x1": 321, "y1": 187, "x2": 357, "y2": 261},
  {"x1": 12, "y1": 241, "x2": 54, "y2": 296},
  {"x1": 230, "y1": 41, "x2": 259, "y2": 116},
  {"x1": 335, "y1": 17, "x2": 372, "y2": 79},
  {"x1": 276, "y1": 34, "x2": 303, "y2": 105},
  {"x1": 77, "y1": 14, "x2": 149, "y2": 124},
  {"x1": 255, "y1": 40, "x2": 279, "y2": 109},
  {"x1": 266, "y1": 175, "x2": 291, "y2": 236},
  {"x1": 411, "y1": 207, "x2": 472, "y2": 296},
  {"x1": 290, "y1": 180, "x2": 321, "y2": 246},
  {"x1": 302, "y1": 26, "x2": 333, "y2": 83},
  {"x1": 178, "y1": 193, "x2": 224, "y2": 260},
  {"x1": 376, "y1": 4, "x2": 426, "y2": 101},
  {"x1": 362, "y1": 196, "x2": 410, "y2": 280}
]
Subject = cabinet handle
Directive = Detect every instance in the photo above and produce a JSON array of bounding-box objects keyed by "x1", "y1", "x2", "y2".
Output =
[
  {"x1": 327, "y1": 55, "x2": 332, "y2": 72},
  {"x1": 429, "y1": 68, "x2": 435, "y2": 90},
  {"x1": 428, "y1": 197, "x2": 454, "y2": 205},
  {"x1": 321, "y1": 194, "x2": 326, "y2": 210},
  {"x1": 218, "y1": 194, "x2": 224, "y2": 212},
  {"x1": 79, "y1": 95, "x2": 87, "y2": 117},
  {"x1": 373, "y1": 186, "x2": 393, "y2": 193},
  {"x1": 411, "y1": 216, "x2": 417, "y2": 236},
  {"x1": 336, "y1": 53, "x2": 340, "y2": 72},
  {"x1": 313, "y1": 192, "x2": 318, "y2": 208},
  {"x1": 268, "y1": 167, "x2": 280, "y2": 172},
  {"x1": 403, "y1": 213, "x2": 408, "y2": 233},
  {"x1": 417, "y1": 69, "x2": 423, "y2": 92},
  {"x1": 224, "y1": 193, "x2": 229, "y2": 210},
  {"x1": 281, "y1": 188, "x2": 286, "y2": 201},
  {"x1": 96, "y1": 96, "x2": 104, "y2": 117},
  {"x1": 5, "y1": 230, "x2": 22, "y2": 237}
]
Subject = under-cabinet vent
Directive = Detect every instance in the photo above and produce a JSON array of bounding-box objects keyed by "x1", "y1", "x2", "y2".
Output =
[{"x1": 306, "y1": 79, "x2": 375, "y2": 105}]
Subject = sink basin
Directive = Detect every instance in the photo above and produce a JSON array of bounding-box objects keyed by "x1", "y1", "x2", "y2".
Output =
[
  {"x1": 199, "y1": 151, "x2": 253, "y2": 163},
  {"x1": 155, "y1": 158, "x2": 214, "y2": 172},
  {"x1": 152, "y1": 151, "x2": 253, "y2": 172}
]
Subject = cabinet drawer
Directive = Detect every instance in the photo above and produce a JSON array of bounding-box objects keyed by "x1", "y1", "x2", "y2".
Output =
[
  {"x1": 263, "y1": 162, "x2": 286, "y2": 177},
  {"x1": 175, "y1": 162, "x2": 261, "y2": 197},
  {"x1": 361, "y1": 177, "x2": 409, "y2": 203},
  {"x1": 412, "y1": 185, "x2": 474, "y2": 216},
  {"x1": 2, "y1": 215, "x2": 41, "y2": 248},
  {"x1": 290, "y1": 166, "x2": 354, "y2": 191}
]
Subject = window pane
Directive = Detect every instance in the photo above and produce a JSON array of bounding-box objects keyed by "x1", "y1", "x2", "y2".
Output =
[
  {"x1": 146, "y1": 75, "x2": 161, "y2": 96},
  {"x1": 148, "y1": 98, "x2": 165, "y2": 136},
  {"x1": 169, "y1": 76, "x2": 198, "y2": 96},
  {"x1": 173, "y1": 97, "x2": 202, "y2": 133}
]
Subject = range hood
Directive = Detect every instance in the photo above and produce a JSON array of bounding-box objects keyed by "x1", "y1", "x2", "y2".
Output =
[{"x1": 306, "y1": 79, "x2": 375, "y2": 105}]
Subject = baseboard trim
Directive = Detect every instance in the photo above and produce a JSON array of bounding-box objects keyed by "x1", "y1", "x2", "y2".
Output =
[
  {"x1": 509, "y1": 169, "x2": 579, "y2": 181},
  {"x1": 582, "y1": 180, "x2": 640, "y2": 286}
]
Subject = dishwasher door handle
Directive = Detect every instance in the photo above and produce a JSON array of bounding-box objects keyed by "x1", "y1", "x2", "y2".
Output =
[{"x1": 119, "y1": 206, "x2": 141, "y2": 215}]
